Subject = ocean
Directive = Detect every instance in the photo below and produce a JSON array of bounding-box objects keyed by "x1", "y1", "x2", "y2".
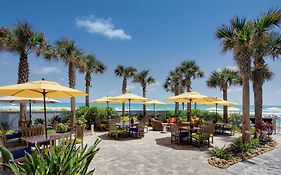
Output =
[{"x1": 1, "y1": 102, "x2": 281, "y2": 116}]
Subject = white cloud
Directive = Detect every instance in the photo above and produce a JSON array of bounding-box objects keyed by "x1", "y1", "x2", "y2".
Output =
[
  {"x1": 228, "y1": 87, "x2": 242, "y2": 93},
  {"x1": 276, "y1": 90, "x2": 281, "y2": 95},
  {"x1": 32, "y1": 66, "x2": 61, "y2": 75},
  {"x1": 76, "y1": 16, "x2": 131, "y2": 40}
]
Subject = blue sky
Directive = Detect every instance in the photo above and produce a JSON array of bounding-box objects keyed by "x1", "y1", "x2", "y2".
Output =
[{"x1": 0, "y1": 0, "x2": 280, "y2": 105}]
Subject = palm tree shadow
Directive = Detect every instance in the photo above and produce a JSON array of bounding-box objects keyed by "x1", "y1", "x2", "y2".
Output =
[
  {"x1": 98, "y1": 133, "x2": 141, "y2": 141},
  {"x1": 155, "y1": 137, "x2": 213, "y2": 151}
]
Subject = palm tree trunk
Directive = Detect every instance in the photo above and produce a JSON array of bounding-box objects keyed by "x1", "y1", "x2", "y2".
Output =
[
  {"x1": 18, "y1": 52, "x2": 29, "y2": 125},
  {"x1": 186, "y1": 80, "x2": 192, "y2": 122},
  {"x1": 222, "y1": 87, "x2": 228, "y2": 122},
  {"x1": 85, "y1": 72, "x2": 91, "y2": 107},
  {"x1": 122, "y1": 78, "x2": 127, "y2": 116},
  {"x1": 253, "y1": 70, "x2": 263, "y2": 130},
  {"x1": 175, "y1": 84, "x2": 179, "y2": 114},
  {"x1": 69, "y1": 62, "x2": 76, "y2": 133},
  {"x1": 182, "y1": 103, "x2": 184, "y2": 110},
  {"x1": 242, "y1": 74, "x2": 251, "y2": 143},
  {"x1": 143, "y1": 87, "x2": 146, "y2": 117}
]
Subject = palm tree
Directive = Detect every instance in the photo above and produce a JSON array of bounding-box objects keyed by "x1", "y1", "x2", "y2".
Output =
[
  {"x1": 114, "y1": 65, "x2": 137, "y2": 116},
  {"x1": 79, "y1": 54, "x2": 106, "y2": 107},
  {"x1": 252, "y1": 65, "x2": 274, "y2": 129},
  {"x1": 206, "y1": 68, "x2": 241, "y2": 122},
  {"x1": 251, "y1": 9, "x2": 281, "y2": 129},
  {"x1": 52, "y1": 38, "x2": 84, "y2": 132},
  {"x1": 133, "y1": 69, "x2": 155, "y2": 117},
  {"x1": 179, "y1": 60, "x2": 204, "y2": 122},
  {"x1": 163, "y1": 68, "x2": 182, "y2": 114},
  {"x1": 216, "y1": 17, "x2": 252, "y2": 143},
  {"x1": 0, "y1": 21, "x2": 47, "y2": 124}
]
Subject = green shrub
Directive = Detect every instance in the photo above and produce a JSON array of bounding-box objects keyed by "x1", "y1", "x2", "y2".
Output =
[
  {"x1": 228, "y1": 114, "x2": 242, "y2": 126},
  {"x1": 192, "y1": 109, "x2": 222, "y2": 121},
  {"x1": 77, "y1": 117, "x2": 87, "y2": 126},
  {"x1": 210, "y1": 146, "x2": 233, "y2": 160},
  {"x1": 1, "y1": 139, "x2": 101, "y2": 175},
  {"x1": 232, "y1": 138, "x2": 260, "y2": 153},
  {"x1": 56, "y1": 123, "x2": 70, "y2": 133},
  {"x1": 120, "y1": 116, "x2": 138, "y2": 122},
  {"x1": 34, "y1": 118, "x2": 44, "y2": 125},
  {"x1": 76, "y1": 106, "x2": 117, "y2": 129},
  {"x1": 61, "y1": 114, "x2": 71, "y2": 123}
]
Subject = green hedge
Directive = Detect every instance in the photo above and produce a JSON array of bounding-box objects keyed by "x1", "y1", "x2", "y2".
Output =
[{"x1": 167, "y1": 109, "x2": 222, "y2": 122}]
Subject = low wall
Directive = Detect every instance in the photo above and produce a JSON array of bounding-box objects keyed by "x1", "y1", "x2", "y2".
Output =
[
  {"x1": 0, "y1": 110, "x2": 170, "y2": 129},
  {"x1": 0, "y1": 111, "x2": 69, "y2": 129}
]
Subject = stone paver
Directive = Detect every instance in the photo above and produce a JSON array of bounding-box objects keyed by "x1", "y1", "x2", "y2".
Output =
[
  {"x1": 86, "y1": 131, "x2": 281, "y2": 175},
  {"x1": 1, "y1": 131, "x2": 280, "y2": 175}
]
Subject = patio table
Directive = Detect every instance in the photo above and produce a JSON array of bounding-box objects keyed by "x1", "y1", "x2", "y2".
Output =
[{"x1": 21, "y1": 133, "x2": 71, "y2": 147}]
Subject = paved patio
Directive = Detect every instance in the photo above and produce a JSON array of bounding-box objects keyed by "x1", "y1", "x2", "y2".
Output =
[
  {"x1": 85, "y1": 130, "x2": 281, "y2": 175},
  {"x1": 1, "y1": 130, "x2": 280, "y2": 175}
]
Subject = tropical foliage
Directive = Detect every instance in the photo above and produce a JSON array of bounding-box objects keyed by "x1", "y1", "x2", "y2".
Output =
[
  {"x1": 50, "y1": 38, "x2": 84, "y2": 132},
  {"x1": 163, "y1": 68, "x2": 183, "y2": 113},
  {"x1": 207, "y1": 68, "x2": 241, "y2": 121},
  {"x1": 0, "y1": 139, "x2": 101, "y2": 175},
  {"x1": 133, "y1": 69, "x2": 155, "y2": 116},
  {"x1": 114, "y1": 65, "x2": 137, "y2": 116},
  {"x1": 79, "y1": 54, "x2": 106, "y2": 107},
  {"x1": 210, "y1": 146, "x2": 233, "y2": 160},
  {"x1": 0, "y1": 21, "x2": 48, "y2": 123},
  {"x1": 216, "y1": 17, "x2": 253, "y2": 143}
]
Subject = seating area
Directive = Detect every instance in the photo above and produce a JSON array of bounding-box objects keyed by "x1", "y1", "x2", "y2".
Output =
[{"x1": 0, "y1": 124, "x2": 85, "y2": 164}]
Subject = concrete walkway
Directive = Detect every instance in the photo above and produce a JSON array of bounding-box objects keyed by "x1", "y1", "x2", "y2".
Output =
[
  {"x1": 86, "y1": 130, "x2": 232, "y2": 175},
  {"x1": 86, "y1": 131, "x2": 281, "y2": 175},
  {"x1": 1, "y1": 131, "x2": 280, "y2": 175}
]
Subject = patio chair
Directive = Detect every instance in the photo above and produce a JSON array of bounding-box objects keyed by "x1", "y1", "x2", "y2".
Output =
[
  {"x1": 170, "y1": 124, "x2": 189, "y2": 144},
  {"x1": 95, "y1": 117, "x2": 107, "y2": 131},
  {"x1": 151, "y1": 119, "x2": 163, "y2": 131},
  {"x1": 75, "y1": 125, "x2": 85, "y2": 148},
  {"x1": 107, "y1": 121, "x2": 126, "y2": 139},
  {"x1": 141, "y1": 118, "x2": 149, "y2": 133},
  {"x1": 192, "y1": 123, "x2": 215, "y2": 147},
  {"x1": 130, "y1": 122, "x2": 145, "y2": 139},
  {"x1": 22, "y1": 125, "x2": 44, "y2": 138},
  {"x1": 18, "y1": 120, "x2": 32, "y2": 127}
]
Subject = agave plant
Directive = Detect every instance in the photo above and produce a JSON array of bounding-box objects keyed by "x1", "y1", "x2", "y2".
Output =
[{"x1": 0, "y1": 139, "x2": 101, "y2": 175}]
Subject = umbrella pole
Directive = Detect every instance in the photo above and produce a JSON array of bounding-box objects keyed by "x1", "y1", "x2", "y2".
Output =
[
  {"x1": 129, "y1": 99, "x2": 131, "y2": 117},
  {"x1": 216, "y1": 104, "x2": 218, "y2": 114},
  {"x1": 43, "y1": 90, "x2": 48, "y2": 139},
  {"x1": 107, "y1": 101, "x2": 109, "y2": 118},
  {"x1": 154, "y1": 103, "x2": 156, "y2": 118},
  {"x1": 29, "y1": 100, "x2": 32, "y2": 122}
]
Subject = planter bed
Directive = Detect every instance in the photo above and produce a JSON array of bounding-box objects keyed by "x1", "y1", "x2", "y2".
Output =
[{"x1": 208, "y1": 138, "x2": 277, "y2": 169}]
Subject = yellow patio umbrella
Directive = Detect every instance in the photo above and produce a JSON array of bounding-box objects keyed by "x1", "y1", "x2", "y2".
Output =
[
  {"x1": 0, "y1": 79, "x2": 87, "y2": 139},
  {"x1": 144, "y1": 100, "x2": 165, "y2": 117},
  {"x1": 111, "y1": 93, "x2": 149, "y2": 116},
  {"x1": 166, "y1": 92, "x2": 218, "y2": 122},
  {"x1": 0, "y1": 96, "x2": 59, "y2": 123}
]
